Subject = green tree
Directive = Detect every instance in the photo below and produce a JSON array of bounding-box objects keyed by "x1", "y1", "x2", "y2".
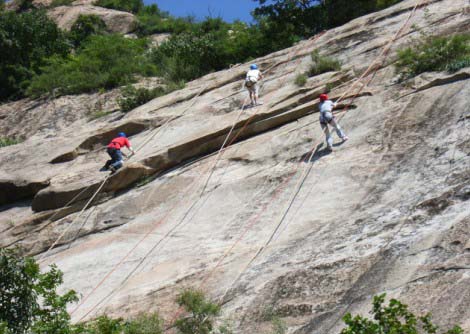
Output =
[
  {"x1": 253, "y1": 0, "x2": 405, "y2": 45},
  {"x1": 175, "y1": 289, "x2": 220, "y2": 334},
  {"x1": 0, "y1": 9, "x2": 70, "y2": 101},
  {"x1": 253, "y1": 0, "x2": 327, "y2": 44},
  {"x1": 95, "y1": 0, "x2": 143, "y2": 14},
  {"x1": 0, "y1": 248, "x2": 78, "y2": 334},
  {"x1": 14, "y1": 0, "x2": 35, "y2": 12},
  {"x1": 70, "y1": 14, "x2": 107, "y2": 47},
  {"x1": 135, "y1": 4, "x2": 195, "y2": 36},
  {"x1": 28, "y1": 34, "x2": 156, "y2": 97},
  {"x1": 341, "y1": 294, "x2": 463, "y2": 334}
]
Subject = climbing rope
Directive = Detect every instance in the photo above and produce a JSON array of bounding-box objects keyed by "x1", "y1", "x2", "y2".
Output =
[
  {"x1": 38, "y1": 83, "x2": 209, "y2": 265},
  {"x1": 167, "y1": 0, "x2": 430, "y2": 329},
  {"x1": 216, "y1": 1, "x2": 430, "y2": 332},
  {"x1": 73, "y1": 32, "x2": 327, "y2": 322},
  {"x1": 233, "y1": 0, "x2": 424, "y2": 288},
  {"x1": 73, "y1": 0, "x2": 426, "y2": 323}
]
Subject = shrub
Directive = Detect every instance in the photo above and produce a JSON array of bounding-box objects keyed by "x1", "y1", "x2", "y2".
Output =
[
  {"x1": 294, "y1": 73, "x2": 308, "y2": 86},
  {"x1": 13, "y1": 0, "x2": 35, "y2": 12},
  {"x1": 95, "y1": 0, "x2": 143, "y2": 14},
  {"x1": 0, "y1": 9, "x2": 70, "y2": 101},
  {"x1": 28, "y1": 35, "x2": 156, "y2": 97},
  {"x1": 0, "y1": 137, "x2": 22, "y2": 148},
  {"x1": 272, "y1": 317, "x2": 287, "y2": 334},
  {"x1": 118, "y1": 81, "x2": 184, "y2": 112},
  {"x1": 136, "y1": 5, "x2": 194, "y2": 36},
  {"x1": 309, "y1": 50, "x2": 342, "y2": 76},
  {"x1": 0, "y1": 248, "x2": 78, "y2": 334},
  {"x1": 78, "y1": 313, "x2": 163, "y2": 334},
  {"x1": 123, "y1": 313, "x2": 163, "y2": 334},
  {"x1": 376, "y1": 0, "x2": 403, "y2": 9},
  {"x1": 175, "y1": 289, "x2": 220, "y2": 334},
  {"x1": 119, "y1": 86, "x2": 164, "y2": 112},
  {"x1": 88, "y1": 110, "x2": 114, "y2": 120},
  {"x1": 70, "y1": 14, "x2": 107, "y2": 47},
  {"x1": 341, "y1": 294, "x2": 463, "y2": 334},
  {"x1": 396, "y1": 34, "x2": 470, "y2": 79},
  {"x1": 49, "y1": 0, "x2": 73, "y2": 7},
  {"x1": 151, "y1": 18, "x2": 247, "y2": 82}
]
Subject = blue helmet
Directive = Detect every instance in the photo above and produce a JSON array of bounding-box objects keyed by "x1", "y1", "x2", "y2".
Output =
[
  {"x1": 118, "y1": 132, "x2": 127, "y2": 138},
  {"x1": 250, "y1": 64, "x2": 258, "y2": 70}
]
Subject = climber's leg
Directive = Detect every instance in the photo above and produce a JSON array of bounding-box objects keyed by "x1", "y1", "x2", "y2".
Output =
[
  {"x1": 110, "y1": 149, "x2": 123, "y2": 170},
  {"x1": 330, "y1": 119, "x2": 348, "y2": 141},
  {"x1": 321, "y1": 122, "x2": 333, "y2": 149}
]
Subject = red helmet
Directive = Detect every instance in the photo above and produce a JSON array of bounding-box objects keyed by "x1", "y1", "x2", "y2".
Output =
[{"x1": 319, "y1": 94, "x2": 328, "y2": 101}]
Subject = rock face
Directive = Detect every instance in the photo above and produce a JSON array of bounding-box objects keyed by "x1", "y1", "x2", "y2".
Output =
[
  {"x1": 48, "y1": 4, "x2": 136, "y2": 33},
  {"x1": 5, "y1": 0, "x2": 136, "y2": 34},
  {"x1": 1, "y1": 0, "x2": 469, "y2": 333}
]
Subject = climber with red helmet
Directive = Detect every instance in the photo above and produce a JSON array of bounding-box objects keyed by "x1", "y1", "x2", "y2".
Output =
[
  {"x1": 318, "y1": 94, "x2": 348, "y2": 151},
  {"x1": 244, "y1": 64, "x2": 264, "y2": 107},
  {"x1": 101, "y1": 132, "x2": 135, "y2": 173}
]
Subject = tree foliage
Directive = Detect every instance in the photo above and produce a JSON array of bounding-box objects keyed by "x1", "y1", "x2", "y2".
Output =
[
  {"x1": 70, "y1": 14, "x2": 107, "y2": 47},
  {"x1": 28, "y1": 35, "x2": 156, "y2": 97},
  {"x1": 341, "y1": 294, "x2": 463, "y2": 334},
  {"x1": 0, "y1": 0, "x2": 413, "y2": 102},
  {"x1": 0, "y1": 9, "x2": 70, "y2": 101},
  {"x1": 175, "y1": 289, "x2": 221, "y2": 334},
  {"x1": 95, "y1": 0, "x2": 143, "y2": 14},
  {"x1": 253, "y1": 0, "x2": 405, "y2": 43},
  {"x1": 151, "y1": 18, "x2": 264, "y2": 82},
  {"x1": 118, "y1": 82, "x2": 184, "y2": 113},
  {"x1": 0, "y1": 248, "x2": 78, "y2": 334}
]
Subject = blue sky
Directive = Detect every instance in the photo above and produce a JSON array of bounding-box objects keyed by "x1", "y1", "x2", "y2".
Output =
[{"x1": 145, "y1": 0, "x2": 264, "y2": 23}]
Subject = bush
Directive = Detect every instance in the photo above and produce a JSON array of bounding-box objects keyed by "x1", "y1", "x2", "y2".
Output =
[
  {"x1": 150, "y1": 18, "x2": 263, "y2": 82},
  {"x1": 175, "y1": 289, "x2": 220, "y2": 334},
  {"x1": 341, "y1": 294, "x2": 463, "y2": 334},
  {"x1": 0, "y1": 137, "x2": 22, "y2": 148},
  {"x1": 396, "y1": 34, "x2": 470, "y2": 79},
  {"x1": 88, "y1": 110, "x2": 114, "y2": 120},
  {"x1": 294, "y1": 73, "x2": 308, "y2": 86},
  {"x1": 123, "y1": 313, "x2": 163, "y2": 334},
  {"x1": 136, "y1": 5, "x2": 194, "y2": 36},
  {"x1": 13, "y1": 0, "x2": 35, "y2": 12},
  {"x1": 95, "y1": 0, "x2": 143, "y2": 14},
  {"x1": 74, "y1": 313, "x2": 163, "y2": 334},
  {"x1": 49, "y1": 0, "x2": 73, "y2": 7},
  {"x1": 119, "y1": 86, "x2": 164, "y2": 112},
  {"x1": 118, "y1": 81, "x2": 184, "y2": 112},
  {"x1": 309, "y1": 50, "x2": 342, "y2": 76},
  {"x1": 0, "y1": 9, "x2": 70, "y2": 101},
  {"x1": 0, "y1": 248, "x2": 78, "y2": 334},
  {"x1": 70, "y1": 14, "x2": 107, "y2": 47},
  {"x1": 28, "y1": 35, "x2": 156, "y2": 97},
  {"x1": 271, "y1": 317, "x2": 287, "y2": 334}
]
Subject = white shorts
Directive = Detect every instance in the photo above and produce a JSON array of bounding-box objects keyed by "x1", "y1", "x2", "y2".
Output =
[{"x1": 247, "y1": 83, "x2": 259, "y2": 95}]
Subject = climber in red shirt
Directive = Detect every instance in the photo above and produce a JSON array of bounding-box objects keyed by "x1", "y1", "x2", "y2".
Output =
[{"x1": 101, "y1": 132, "x2": 135, "y2": 173}]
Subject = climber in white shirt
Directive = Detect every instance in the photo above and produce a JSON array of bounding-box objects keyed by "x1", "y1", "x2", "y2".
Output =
[
  {"x1": 318, "y1": 94, "x2": 348, "y2": 150},
  {"x1": 244, "y1": 64, "x2": 264, "y2": 107}
]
